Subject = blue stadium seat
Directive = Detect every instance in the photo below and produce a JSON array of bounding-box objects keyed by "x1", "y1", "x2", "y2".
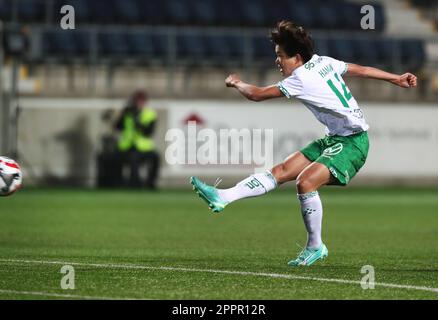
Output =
[
  {"x1": 127, "y1": 33, "x2": 156, "y2": 57},
  {"x1": 43, "y1": 31, "x2": 77, "y2": 56},
  {"x1": 98, "y1": 33, "x2": 131, "y2": 58},
  {"x1": 314, "y1": 2, "x2": 341, "y2": 29},
  {"x1": 166, "y1": 0, "x2": 191, "y2": 25},
  {"x1": 74, "y1": 32, "x2": 92, "y2": 57},
  {"x1": 374, "y1": 4, "x2": 386, "y2": 31},
  {"x1": 204, "y1": 36, "x2": 228, "y2": 59},
  {"x1": 189, "y1": 0, "x2": 216, "y2": 25},
  {"x1": 377, "y1": 39, "x2": 400, "y2": 67},
  {"x1": 113, "y1": 0, "x2": 141, "y2": 24},
  {"x1": 17, "y1": 0, "x2": 45, "y2": 22},
  {"x1": 266, "y1": 0, "x2": 293, "y2": 25},
  {"x1": 42, "y1": 31, "x2": 90, "y2": 59},
  {"x1": 204, "y1": 35, "x2": 245, "y2": 62},
  {"x1": 240, "y1": 0, "x2": 267, "y2": 27},
  {"x1": 352, "y1": 39, "x2": 379, "y2": 65},
  {"x1": 138, "y1": 1, "x2": 167, "y2": 25},
  {"x1": 339, "y1": 3, "x2": 363, "y2": 30},
  {"x1": 288, "y1": 1, "x2": 315, "y2": 29},
  {"x1": 400, "y1": 39, "x2": 426, "y2": 71},
  {"x1": 252, "y1": 35, "x2": 275, "y2": 65},
  {"x1": 91, "y1": 0, "x2": 117, "y2": 24},
  {"x1": 375, "y1": 39, "x2": 425, "y2": 70},
  {"x1": 329, "y1": 39, "x2": 356, "y2": 62},
  {"x1": 126, "y1": 32, "x2": 169, "y2": 64},
  {"x1": 217, "y1": 0, "x2": 243, "y2": 26},
  {"x1": 0, "y1": 0, "x2": 12, "y2": 22},
  {"x1": 227, "y1": 35, "x2": 246, "y2": 58},
  {"x1": 152, "y1": 34, "x2": 169, "y2": 57},
  {"x1": 313, "y1": 37, "x2": 330, "y2": 57},
  {"x1": 177, "y1": 34, "x2": 207, "y2": 60}
]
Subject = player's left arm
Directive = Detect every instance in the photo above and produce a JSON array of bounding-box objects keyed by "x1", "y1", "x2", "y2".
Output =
[
  {"x1": 345, "y1": 63, "x2": 417, "y2": 88},
  {"x1": 225, "y1": 74, "x2": 283, "y2": 101}
]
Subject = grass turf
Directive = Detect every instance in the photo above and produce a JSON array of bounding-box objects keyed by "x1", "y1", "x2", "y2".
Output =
[{"x1": 0, "y1": 187, "x2": 437, "y2": 299}]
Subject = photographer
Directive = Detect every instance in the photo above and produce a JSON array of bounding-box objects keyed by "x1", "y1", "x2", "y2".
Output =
[{"x1": 115, "y1": 90, "x2": 160, "y2": 189}]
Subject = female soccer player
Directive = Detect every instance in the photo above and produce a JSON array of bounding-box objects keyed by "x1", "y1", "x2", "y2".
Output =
[{"x1": 190, "y1": 21, "x2": 417, "y2": 266}]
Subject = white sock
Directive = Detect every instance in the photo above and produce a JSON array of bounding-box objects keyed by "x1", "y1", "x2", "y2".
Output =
[
  {"x1": 217, "y1": 171, "x2": 277, "y2": 203},
  {"x1": 297, "y1": 191, "x2": 323, "y2": 249}
]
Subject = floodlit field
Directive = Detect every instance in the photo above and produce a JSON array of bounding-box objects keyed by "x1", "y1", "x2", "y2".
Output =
[{"x1": 0, "y1": 187, "x2": 437, "y2": 299}]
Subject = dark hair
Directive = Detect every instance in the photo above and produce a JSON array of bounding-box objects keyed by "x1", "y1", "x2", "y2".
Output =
[
  {"x1": 126, "y1": 89, "x2": 148, "y2": 110},
  {"x1": 270, "y1": 20, "x2": 314, "y2": 63},
  {"x1": 132, "y1": 89, "x2": 147, "y2": 101}
]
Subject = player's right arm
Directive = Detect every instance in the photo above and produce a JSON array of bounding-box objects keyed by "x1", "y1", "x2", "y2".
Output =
[
  {"x1": 345, "y1": 63, "x2": 417, "y2": 88},
  {"x1": 225, "y1": 74, "x2": 283, "y2": 101}
]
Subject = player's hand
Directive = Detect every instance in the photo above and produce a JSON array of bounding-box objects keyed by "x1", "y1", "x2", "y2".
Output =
[
  {"x1": 393, "y1": 73, "x2": 417, "y2": 88},
  {"x1": 225, "y1": 74, "x2": 241, "y2": 87}
]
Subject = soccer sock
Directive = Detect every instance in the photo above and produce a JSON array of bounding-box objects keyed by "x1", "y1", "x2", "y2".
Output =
[
  {"x1": 297, "y1": 191, "x2": 323, "y2": 249},
  {"x1": 217, "y1": 171, "x2": 277, "y2": 203}
]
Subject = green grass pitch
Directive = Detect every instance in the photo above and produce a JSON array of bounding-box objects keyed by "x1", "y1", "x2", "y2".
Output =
[{"x1": 0, "y1": 186, "x2": 437, "y2": 299}]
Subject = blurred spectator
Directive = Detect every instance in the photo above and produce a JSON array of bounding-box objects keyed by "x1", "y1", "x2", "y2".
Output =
[{"x1": 115, "y1": 90, "x2": 160, "y2": 189}]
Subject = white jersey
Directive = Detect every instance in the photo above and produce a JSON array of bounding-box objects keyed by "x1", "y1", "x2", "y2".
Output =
[{"x1": 277, "y1": 54, "x2": 369, "y2": 136}]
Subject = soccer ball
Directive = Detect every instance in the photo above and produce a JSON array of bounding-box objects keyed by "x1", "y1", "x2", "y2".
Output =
[{"x1": 0, "y1": 156, "x2": 22, "y2": 196}]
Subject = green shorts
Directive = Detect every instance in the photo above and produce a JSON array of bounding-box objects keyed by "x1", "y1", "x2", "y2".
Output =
[{"x1": 300, "y1": 131, "x2": 369, "y2": 186}]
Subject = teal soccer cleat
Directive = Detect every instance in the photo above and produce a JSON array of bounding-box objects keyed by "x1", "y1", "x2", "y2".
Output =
[
  {"x1": 288, "y1": 244, "x2": 328, "y2": 266},
  {"x1": 190, "y1": 176, "x2": 229, "y2": 213}
]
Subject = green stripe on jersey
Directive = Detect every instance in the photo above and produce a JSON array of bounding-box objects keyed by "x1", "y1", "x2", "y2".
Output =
[{"x1": 327, "y1": 79, "x2": 350, "y2": 108}]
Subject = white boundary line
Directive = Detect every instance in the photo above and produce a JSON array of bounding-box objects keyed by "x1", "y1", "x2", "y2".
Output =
[{"x1": 1, "y1": 258, "x2": 438, "y2": 295}]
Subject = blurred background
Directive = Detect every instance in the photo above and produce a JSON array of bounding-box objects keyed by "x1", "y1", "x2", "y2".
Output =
[{"x1": 0, "y1": 0, "x2": 437, "y2": 188}]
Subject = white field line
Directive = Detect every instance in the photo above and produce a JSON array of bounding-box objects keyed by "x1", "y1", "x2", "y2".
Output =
[
  {"x1": 0, "y1": 289, "x2": 142, "y2": 300},
  {"x1": 1, "y1": 258, "x2": 438, "y2": 294}
]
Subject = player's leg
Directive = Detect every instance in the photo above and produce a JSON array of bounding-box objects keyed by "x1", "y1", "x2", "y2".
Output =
[
  {"x1": 218, "y1": 151, "x2": 312, "y2": 202},
  {"x1": 296, "y1": 161, "x2": 334, "y2": 194},
  {"x1": 296, "y1": 162, "x2": 334, "y2": 249},
  {"x1": 143, "y1": 151, "x2": 160, "y2": 190},
  {"x1": 288, "y1": 162, "x2": 334, "y2": 266},
  {"x1": 128, "y1": 150, "x2": 142, "y2": 188},
  {"x1": 190, "y1": 151, "x2": 311, "y2": 213},
  {"x1": 271, "y1": 151, "x2": 313, "y2": 185}
]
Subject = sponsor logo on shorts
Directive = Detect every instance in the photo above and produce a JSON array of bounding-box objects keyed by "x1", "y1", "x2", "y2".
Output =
[
  {"x1": 329, "y1": 167, "x2": 338, "y2": 178},
  {"x1": 322, "y1": 143, "x2": 343, "y2": 158}
]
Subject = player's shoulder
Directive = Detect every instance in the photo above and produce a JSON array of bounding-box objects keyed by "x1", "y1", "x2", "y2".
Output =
[
  {"x1": 310, "y1": 54, "x2": 339, "y2": 65},
  {"x1": 297, "y1": 54, "x2": 329, "y2": 73},
  {"x1": 303, "y1": 54, "x2": 348, "y2": 76},
  {"x1": 281, "y1": 70, "x2": 303, "y2": 86},
  {"x1": 283, "y1": 54, "x2": 339, "y2": 81},
  {"x1": 318, "y1": 54, "x2": 335, "y2": 61}
]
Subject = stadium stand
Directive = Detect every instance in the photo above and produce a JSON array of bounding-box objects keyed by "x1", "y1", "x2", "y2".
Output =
[
  {"x1": 37, "y1": 29, "x2": 426, "y2": 72},
  {"x1": 109, "y1": 0, "x2": 380, "y2": 30},
  {"x1": 0, "y1": 0, "x2": 433, "y2": 100},
  {"x1": 9, "y1": 0, "x2": 409, "y2": 69},
  {"x1": 0, "y1": 0, "x2": 385, "y2": 30}
]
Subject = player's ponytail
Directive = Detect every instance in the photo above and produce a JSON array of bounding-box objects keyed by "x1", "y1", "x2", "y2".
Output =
[{"x1": 270, "y1": 20, "x2": 314, "y2": 63}]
